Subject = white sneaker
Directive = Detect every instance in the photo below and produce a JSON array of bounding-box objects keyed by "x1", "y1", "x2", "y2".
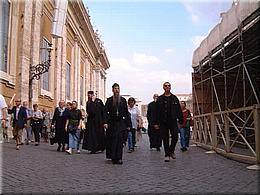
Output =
[
  {"x1": 77, "y1": 150, "x2": 81, "y2": 154},
  {"x1": 164, "y1": 156, "x2": 170, "y2": 162},
  {"x1": 66, "y1": 148, "x2": 72, "y2": 155},
  {"x1": 171, "y1": 153, "x2": 176, "y2": 159}
]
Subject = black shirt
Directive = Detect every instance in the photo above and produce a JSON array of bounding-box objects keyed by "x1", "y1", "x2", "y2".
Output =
[{"x1": 67, "y1": 109, "x2": 82, "y2": 126}]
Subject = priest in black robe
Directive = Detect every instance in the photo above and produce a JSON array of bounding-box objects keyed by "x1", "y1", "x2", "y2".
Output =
[
  {"x1": 82, "y1": 91, "x2": 106, "y2": 153},
  {"x1": 104, "y1": 83, "x2": 131, "y2": 165},
  {"x1": 147, "y1": 94, "x2": 162, "y2": 151}
]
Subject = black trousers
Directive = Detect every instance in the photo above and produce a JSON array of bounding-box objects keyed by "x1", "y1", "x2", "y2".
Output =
[
  {"x1": 160, "y1": 124, "x2": 178, "y2": 157},
  {"x1": 31, "y1": 122, "x2": 41, "y2": 143}
]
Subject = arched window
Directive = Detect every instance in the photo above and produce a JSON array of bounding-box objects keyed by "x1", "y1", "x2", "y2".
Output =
[
  {"x1": 41, "y1": 38, "x2": 51, "y2": 91},
  {"x1": 66, "y1": 62, "x2": 71, "y2": 99},
  {"x1": 0, "y1": 0, "x2": 10, "y2": 72}
]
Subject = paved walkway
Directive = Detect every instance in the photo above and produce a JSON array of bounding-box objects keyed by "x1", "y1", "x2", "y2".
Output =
[{"x1": 0, "y1": 134, "x2": 259, "y2": 194}]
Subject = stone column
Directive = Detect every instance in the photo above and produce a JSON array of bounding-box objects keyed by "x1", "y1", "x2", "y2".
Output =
[
  {"x1": 60, "y1": 28, "x2": 67, "y2": 101},
  {"x1": 18, "y1": 0, "x2": 32, "y2": 103}
]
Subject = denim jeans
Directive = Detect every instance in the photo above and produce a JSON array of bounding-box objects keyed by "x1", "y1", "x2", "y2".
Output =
[
  {"x1": 180, "y1": 127, "x2": 190, "y2": 149},
  {"x1": 0, "y1": 123, "x2": 4, "y2": 143},
  {"x1": 127, "y1": 131, "x2": 133, "y2": 150},
  {"x1": 69, "y1": 130, "x2": 80, "y2": 149}
]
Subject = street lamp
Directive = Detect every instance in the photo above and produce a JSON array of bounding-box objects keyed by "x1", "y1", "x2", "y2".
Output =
[{"x1": 29, "y1": 43, "x2": 52, "y2": 104}]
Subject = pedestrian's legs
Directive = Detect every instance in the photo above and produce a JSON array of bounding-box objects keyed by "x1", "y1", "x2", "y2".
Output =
[
  {"x1": 76, "y1": 129, "x2": 81, "y2": 151},
  {"x1": 169, "y1": 126, "x2": 178, "y2": 154},
  {"x1": 0, "y1": 123, "x2": 4, "y2": 143},
  {"x1": 179, "y1": 128, "x2": 186, "y2": 149},
  {"x1": 127, "y1": 131, "x2": 133, "y2": 150},
  {"x1": 32, "y1": 124, "x2": 40, "y2": 144},
  {"x1": 132, "y1": 128, "x2": 136, "y2": 148},
  {"x1": 186, "y1": 128, "x2": 190, "y2": 147},
  {"x1": 161, "y1": 127, "x2": 170, "y2": 157}
]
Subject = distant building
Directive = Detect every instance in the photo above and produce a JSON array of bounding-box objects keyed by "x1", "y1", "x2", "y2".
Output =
[{"x1": 176, "y1": 93, "x2": 193, "y2": 113}]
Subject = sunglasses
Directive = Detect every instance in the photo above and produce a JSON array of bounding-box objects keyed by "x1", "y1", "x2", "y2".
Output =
[{"x1": 164, "y1": 85, "x2": 171, "y2": 87}]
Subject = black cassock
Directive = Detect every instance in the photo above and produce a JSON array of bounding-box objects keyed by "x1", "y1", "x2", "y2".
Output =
[
  {"x1": 82, "y1": 98, "x2": 106, "y2": 153},
  {"x1": 51, "y1": 107, "x2": 69, "y2": 145},
  {"x1": 147, "y1": 101, "x2": 162, "y2": 149},
  {"x1": 104, "y1": 96, "x2": 131, "y2": 161}
]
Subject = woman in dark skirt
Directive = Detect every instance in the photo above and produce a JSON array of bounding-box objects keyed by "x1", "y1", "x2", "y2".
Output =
[{"x1": 51, "y1": 100, "x2": 68, "y2": 152}]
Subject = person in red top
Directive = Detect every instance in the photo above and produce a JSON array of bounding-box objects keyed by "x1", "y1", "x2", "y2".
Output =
[{"x1": 179, "y1": 101, "x2": 192, "y2": 151}]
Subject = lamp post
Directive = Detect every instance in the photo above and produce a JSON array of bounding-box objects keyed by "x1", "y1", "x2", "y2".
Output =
[{"x1": 28, "y1": 43, "x2": 52, "y2": 106}]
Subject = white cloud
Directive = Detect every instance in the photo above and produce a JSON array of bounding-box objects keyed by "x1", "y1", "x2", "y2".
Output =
[
  {"x1": 191, "y1": 35, "x2": 207, "y2": 48},
  {"x1": 107, "y1": 57, "x2": 191, "y2": 104},
  {"x1": 133, "y1": 53, "x2": 160, "y2": 66},
  {"x1": 165, "y1": 48, "x2": 174, "y2": 53},
  {"x1": 191, "y1": 14, "x2": 199, "y2": 24},
  {"x1": 183, "y1": 2, "x2": 200, "y2": 25}
]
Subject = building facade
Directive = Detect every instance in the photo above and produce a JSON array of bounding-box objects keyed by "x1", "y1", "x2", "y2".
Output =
[{"x1": 0, "y1": 0, "x2": 109, "y2": 111}]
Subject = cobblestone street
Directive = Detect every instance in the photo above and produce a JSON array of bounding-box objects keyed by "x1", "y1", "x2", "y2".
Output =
[{"x1": 0, "y1": 134, "x2": 259, "y2": 194}]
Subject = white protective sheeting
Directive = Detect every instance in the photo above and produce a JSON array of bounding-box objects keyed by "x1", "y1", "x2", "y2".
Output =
[
  {"x1": 192, "y1": 0, "x2": 259, "y2": 68},
  {"x1": 51, "y1": 0, "x2": 68, "y2": 38}
]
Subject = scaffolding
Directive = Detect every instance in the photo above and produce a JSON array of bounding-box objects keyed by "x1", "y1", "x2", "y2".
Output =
[{"x1": 192, "y1": 2, "x2": 260, "y2": 164}]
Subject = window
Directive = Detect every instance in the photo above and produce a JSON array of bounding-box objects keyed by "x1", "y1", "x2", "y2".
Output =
[
  {"x1": 66, "y1": 62, "x2": 71, "y2": 99},
  {"x1": 80, "y1": 76, "x2": 83, "y2": 105},
  {"x1": 41, "y1": 38, "x2": 50, "y2": 91},
  {"x1": 0, "y1": 0, "x2": 10, "y2": 72}
]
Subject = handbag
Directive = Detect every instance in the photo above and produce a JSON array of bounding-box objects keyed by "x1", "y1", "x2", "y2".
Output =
[{"x1": 49, "y1": 126, "x2": 56, "y2": 145}]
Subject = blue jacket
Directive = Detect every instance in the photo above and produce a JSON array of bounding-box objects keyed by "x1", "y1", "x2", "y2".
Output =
[{"x1": 8, "y1": 106, "x2": 27, "y2": 129}]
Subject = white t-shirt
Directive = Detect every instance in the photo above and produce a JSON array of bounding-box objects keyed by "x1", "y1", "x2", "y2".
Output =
[
  {"x1": 128, "y1": 106, "x2": 140, "y2": 129},
  {"x1": 0, "y1": 94, "x2": 7, "y2": 119}
]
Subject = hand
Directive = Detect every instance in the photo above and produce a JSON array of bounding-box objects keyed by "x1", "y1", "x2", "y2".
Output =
[
  {"x1": 24, "y1": 124, "x2": 27, "y2": 128},
  {"x1": 51, "y1": 124, "x2": 54, "y2": 129},
  {"x1": 126, "y1": 127, "x2": 130, "y2": 131},
  {"x1": 154, "y1": 125, "x2": 159, "y2": 130},
  {"x1": 104, "y1": 124, "x2": 108, "y2": 129},
  {"x1": 65, "y1": 126, "x2": 68, "y2": 132},
  {"x1": 1, "y1": 120, "x2": 6, "y2": 128}
]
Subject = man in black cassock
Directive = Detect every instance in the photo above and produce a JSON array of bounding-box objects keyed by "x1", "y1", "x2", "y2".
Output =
[
  {"x1": 82, "y1": 91, "x2": 106, "y2": 154},
  {"x1": 147, "y1": 94, "x2": 162, "y2": 151},
  {"x1": 104, "y1": 83, "x2": 131, "y2": 165}
]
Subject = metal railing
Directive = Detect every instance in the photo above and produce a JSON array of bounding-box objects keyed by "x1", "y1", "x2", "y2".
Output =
[{"x1": 192, "y1": 104, "x2": 260, "y2": 164}]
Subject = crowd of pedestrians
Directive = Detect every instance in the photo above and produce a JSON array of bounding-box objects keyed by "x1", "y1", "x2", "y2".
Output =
[{"x1": 0, "y1": 81, "x2": 193, "y2": 164}]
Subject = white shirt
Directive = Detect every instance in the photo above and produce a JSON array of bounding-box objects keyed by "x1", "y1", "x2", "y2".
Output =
[
  {"x1": 128, "y1": 106, "x2": 141, "y2": 129},
  {"x1": 16, "y1": 105, "x2": 21, "y2": 120},
  {"x1": 0, "y1": 94, "x2": 7, "y2": 119}
]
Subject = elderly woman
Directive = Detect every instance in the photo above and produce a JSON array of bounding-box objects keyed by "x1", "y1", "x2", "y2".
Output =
[
  {"x1": 127, "y1": 97, "x2": 141, "y2": 153},
  {"x1": 31, "y1": 104, "x2": 43, "y2": 146}
]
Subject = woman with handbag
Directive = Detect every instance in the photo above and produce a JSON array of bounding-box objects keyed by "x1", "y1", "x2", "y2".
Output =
[
  {"x1": 65, "y1": 101, "x2": 82, "y2": 155},
  {"x1": 51, "y1": 100, "x2": 68, "y2": 152},
  {"x1": 179, "y1": 101, "x2": 193, "y2": 151}
]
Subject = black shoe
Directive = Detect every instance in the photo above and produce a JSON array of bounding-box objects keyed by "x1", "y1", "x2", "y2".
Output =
[
  {"x1": 62, "y1": 146, "x2": 65, "y2": 152},
  {"x1": 35, "y1": 143, "x2": 39, "y2": 146},
  {"x1": 156, "y1": 147, "x2": 161, "y2": 151},
  {"x1": 57, "y1": 146, "x2": 61, "y2": 151},
  {"x1": 112, "y1": 160, "x2": 117, "y2": 164},
  {"x1": 90, "y1": 151, "x2": 97, "y2": 154}
]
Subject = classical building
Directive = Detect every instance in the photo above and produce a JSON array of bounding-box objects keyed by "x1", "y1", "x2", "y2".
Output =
[{"x1": 0, "y1": 0, "x2": 110, "y2": 111}]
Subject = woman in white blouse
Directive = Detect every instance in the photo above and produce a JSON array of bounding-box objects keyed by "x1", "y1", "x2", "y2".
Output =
[
  {"x1": 127, "y1": 97, "x2": 141, "y2": 152},
  {"x1": 31, "y1": 104, "x2": 43, "y2": 146}
]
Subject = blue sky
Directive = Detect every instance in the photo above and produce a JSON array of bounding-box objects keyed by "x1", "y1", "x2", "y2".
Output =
[{"x1": 83, "y1": 0, "x2": 232, "y2": 103}]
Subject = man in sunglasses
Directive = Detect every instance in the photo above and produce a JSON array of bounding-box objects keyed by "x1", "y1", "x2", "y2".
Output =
[
  {"x1": 8, "y1": 99, "x2": 27, "y2": 150},
  {"x1": 153, "y1": 82, "x2": 183, "y2": 162}
]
